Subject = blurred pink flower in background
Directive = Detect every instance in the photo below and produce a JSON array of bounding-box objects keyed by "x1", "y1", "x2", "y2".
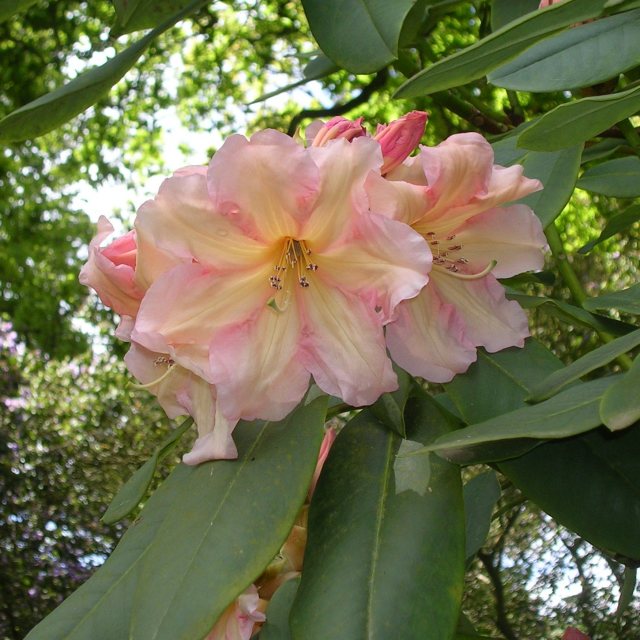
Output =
[
  {"x1": 205, "y1": 585, "x2": 266, "y2": 640},
  {"x1": 562, "y1": 627, "x2": 590, "y2": 640}
]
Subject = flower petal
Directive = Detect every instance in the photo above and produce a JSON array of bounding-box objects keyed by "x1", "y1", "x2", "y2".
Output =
[
  {"x1": 208, "y1": 130, "x2": 319, "y2": 243},
  {"x1": 132, "y1": 262, "x2": 271, "y2": 380},
  {"x1": 208, "y1": 301, "x2": 310, "y2": 422},
  {"x1": 386, "y1": 286, "x2": 477, "y2": 383},
  {"x1": 303, "y1": 136, "x2": 383, "y2": 249},
  {"x1": 300, "y1": 283, "x2": 397, "y2": 406},
  {"x1": 411, "y1": 133, "x2": 542, "y2": 233},
  {"x1": 452, "y1": 204, "x2": 547, "y2": 278},
  {"x1": 135, "y1": 170, "x2": 267, "y2": 283},
  {"x1": 432, "y1": 271, "x2": 530, "y2": 352},
  {"x1": 365, "y1": 171, "x2": 428, "y2": 225},
  {"x1": 316, "y1": 212, "x2": 431, "y2": 321}
]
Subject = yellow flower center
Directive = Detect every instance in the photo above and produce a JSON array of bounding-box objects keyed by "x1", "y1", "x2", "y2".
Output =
[
  {"x1": 269, "y1": 237, "x2": 318, "y2": 291},
  {"x1": 425, "y1": 231, "x2": 496, "y2": 280}
]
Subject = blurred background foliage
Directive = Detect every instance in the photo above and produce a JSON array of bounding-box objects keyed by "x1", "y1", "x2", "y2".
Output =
[{"x1": 1, "y1": 1, "x2": 638, "y2": 638}]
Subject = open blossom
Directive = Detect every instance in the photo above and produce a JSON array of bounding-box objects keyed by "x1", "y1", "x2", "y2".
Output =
[
  {"x1": 130, "y1": 129, "x2": 431, "y2": 426},
  {"x1": 368, "y1": 131, "x2": 545, "y2": 382},
  {"x1": 80, "y1": 203, "x2": 237, "y2": 462}
]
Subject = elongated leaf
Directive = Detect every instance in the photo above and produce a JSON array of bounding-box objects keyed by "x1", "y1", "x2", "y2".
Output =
[
  {"x1": 0, "y1": 0, "x2": 39, "y2": 22},
  {"x1": 463, "y1": 471, "x2": 501, "y2": 560},
  {"x1": 518, "y1": 85, "x2": 640, "y2": 151},
  {"x1": 577, "y1": 156, "x2": 640, "y2": 197},
  {"x1": 371, "y1": 365, "x2": 412, "y2": 437},
  {"x1": 259, "y1": 578, "x2": 300, "y2": 640},
  {"x1": 427, "y1": 377, "x2": 619, "y2": 459},
  {"x1": 488, "y1": 11, "x2": 640, "y2": 91},
  {"x1": 301, "y1": 0, "x2": 416, "y2": 73},
  {"x1": 26, "y1": 400, "x2": 326, "y2": 640},
  {"x1": 600, "y1": 356, "x2": 640, "y2": 430},
  {"x1": 509, "y1": 292, "x2": 636, "y2": 336},
  {"x1": 130, "y1": 397, "x2": 327, "y2": 640},
  {"x1": 583, "y1": 283, "x2": 640, "y2": 314},
  {"x1": 578, "y1": 203, "x2": 640, "y2": 253},
  {"x1": 528, "y1": 328, "x2": 640, "y2": 401},
  {"x1": 500, "y1": 425, "x2": 640, "y2": 560},
  {"x1": 102, "y1": 418, "x2": 193, "y2": 524},
  {"x1": 395, "y1": 0, "x2": 611, "y2": 98},
  {"x1": 616, "y1": 567, "x2": 638, "y2": 619},
  {"x1": 447, "y1": 337, "x2": 640, "y2": 559},
  {"x1": 290, "y1": 393, "x2": 465, "y2": 640},
  {"x1": 112, "y1": 0, "x2": 199, "y2": 35},
  {"x1": 581, "y1": 138, "x2": 625, "y2": 164},
  {"x1": 491, "y1": 0, "x2": 540, "y2": 31},
  {"x1": 0, "y1": 0, "x2": 205, "y2": 142}
]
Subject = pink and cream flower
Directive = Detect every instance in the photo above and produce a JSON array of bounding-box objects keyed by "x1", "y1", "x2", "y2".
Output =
[
  {"x1": 130, "y1": 130, "x2": 431, "y2": 429},
  {"x1": 367, "y1": 132, "x2": 546, "y2": 382}
]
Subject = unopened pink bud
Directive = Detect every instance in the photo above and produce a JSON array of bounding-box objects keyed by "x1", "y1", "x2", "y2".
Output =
[
  {"x1": 562, "y1": 627, "x2": 590, "y2": 640},
  {"x1": 311, "y1": 116, "x2": 366, "y2": 147},
  {"x1": 374, "y1": 111, "x2": 428, "y2": 174}
]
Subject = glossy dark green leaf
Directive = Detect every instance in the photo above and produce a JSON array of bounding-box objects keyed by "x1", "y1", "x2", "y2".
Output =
[
  {"x1": 518, "y1": 85, "x2": 640, "y2": 151},
  {"x1": 428, "y1": 377, "x2": 619, "y2": 458},
  {"x1": 395, "y1": 0, "x2": 611, "y2": 98},
  {"x1": 491, "y1": 0, "x2": 540, "y2": 31},
  {"x1": 102, "y1": 418, "x2": 193, "y2": 524},
  {"x1": 25, "y1": 400, "x2": 326, "y2": 640},
  {"x1": 463, "y1": 471, "x2": 501, "y2": 560},
  {"x1": 259, "y1": 578, "x2": 300, "y2": 640},
  {"x1": 394, "y1": 439, "x2": 432, "y2": 495},
  {"x1": 0, "y1": 0, "x2": 39, "y2": 22},
  {"x1": 583, "y1": 283, "x2": 640, "y2": 314},
  {"x1": 509, "y1": 292, "x2": 635, "y2": 336},
  {"x1": 577, "y1": 156, "x2": 640, "y2": 197},
  {"x1": 112, "y1": 0, "x2": 200, "y2": 35},
  {"x1": 499, "y1": 425, "x2": 640, "y2": 560},
  {"x1": 130, "y1": 397, "x2": 327, "y2": 640},
  {"x1": 488, "y1": 11, "x2": 640, "y2": 91},
  {"x1": 578, "y1": 204, "x2": 640, "y2": 253},
  {"x1": 290, "y1": 393, "x2": 464, "y2": 640},
  {"x1": 528, "y1": 328, "x2": 640, "y2": 401},
  {"x1": 371, "y1": 365, "x2": 412, "y2": 437},
  {"x1": 581, "y1": 138, "x2": 625, "y2": 164},
  {"x1": 0, "y1": 0, "x2": 204, "y2": 142},
  {"x1": 600, "y1": 356, "x2": 640, "y2": 431},
  {"x1": 301, "y1": 0, "x2": 416, "y2": 73},
  {"x1": 447, "y1": 340, "x2": 563, "y2": 424}
]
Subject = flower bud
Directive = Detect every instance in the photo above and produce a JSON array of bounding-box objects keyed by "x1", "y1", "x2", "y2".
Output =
[
  {"x1": 374, "y1": 111, "x2": 428, "y2": 174},
  {"x1": 311, "y1": 116, "x2": 366, "y2": 147}
]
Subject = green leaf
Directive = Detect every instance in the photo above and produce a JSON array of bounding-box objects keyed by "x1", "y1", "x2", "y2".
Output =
[
  {"x1": 508, "y1": 292, "x2": 636, "y2": 336},
  {"x1": 518, "y1": 85, "x2": 640, "y2": 151},
  {"x1": 577, "y1": 156, "x2": 640, "y2": 197},
  {"x1": 130, "y1": 397, "x2": 327, "y2": 640},
  {"x1": 102, "y1": 418, "x2": 193, "y2": 525},
  {"x1": 616, "y1": 567, "x2": 637, "y2": 619},
  {"x1": 301, "y1": 0, "x2": 416, "y2": 73},
  {"x1": 528, "y1": 328, "x2": 640, "y2": 401},
  {"x1": 0, "y1": 0, "x2": 39, "y2": 23},
  {"x1": 427, "y1": 377, "x2": 619, "y2": 459},
  {"x1": 112, "y1": 0, "x2": 200, "y2": 35},
  {"x1": 0, "y1": 0, "x2": 205, "y2": 142},
  {"x1": 371, "y1": 365, "x2": 412, "y2": 437},
  {"x1": 583, "y1": 283, "x2": 640, "y2": 314},
  {"x1": 578, "y1": 203, "x2": 640, "y2": 253},
  {"x1": 395, "y1": 0, "x2": 611, "y2": 98},
  {"x1": 463, "y1": 471, "x2": 501, "y2": 560},
  {"x1": 600, "y1": 356, "x2": 640, "y2": 431},
  {"x1": 488, "y1": 11, "x2": 640, "y2": 91},
  {"x1": 394, "y1": 439, "x2": 432, "y2": 495},
  {"x1": 581, "y1": 138, "x2": 625, "y2": 164},
  {"x1": 491, "y1": 0, "x2": 540, "y2": 31},
  {"x1": 259, "y1": 578, "x2": 300, "y2": 640},
  {"x1": 290, "y1": 393, "x2": 465, "y2": 640},
  {"x1": 499, "y1": 424, "x2": 640, "y2": 560},
  {"x1": 25, "y1": 399, "x2": 327, "y2": 640}
]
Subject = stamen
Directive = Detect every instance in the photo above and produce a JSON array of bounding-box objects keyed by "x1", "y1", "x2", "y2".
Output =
[
  {"x1": 445, "y1": 260, "x2": 497, "y2": 280},
  {"x1": 132, "y1": 362, "x2": 176, "y2": 389}
]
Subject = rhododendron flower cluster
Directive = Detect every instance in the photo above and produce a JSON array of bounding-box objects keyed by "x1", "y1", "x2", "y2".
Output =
[{"x1": 80, "y1": 111, "x2": 545, "y2": 464}]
